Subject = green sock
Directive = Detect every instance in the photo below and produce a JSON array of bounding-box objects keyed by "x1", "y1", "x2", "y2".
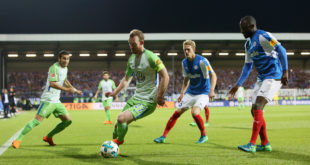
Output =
[
  {"x1": 47, "y1": 120, "x2": 72, "y2": 138},
  {"x1": 238, "y1": 103, "x2": 241, "y2": 110},
  {"x1": 16, "y1": 119, "x2": 40, "y2": 141},
  {"x1": 242, "y1": 103, "x2": 245, "y2": 109},
  {"x1": 106, "y1": 110, "x2": 111, "y2": 121},
  {"x1": 117, "y1": 122, "x2": 128, "y2": 141},
  {"x1": 113, "y1": 124, "x2": 118, "y2": 139}
]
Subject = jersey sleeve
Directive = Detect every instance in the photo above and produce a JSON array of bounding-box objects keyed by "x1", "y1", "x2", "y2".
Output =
[
  {"x1": 259, "y1": 32, "x2": 280, "y2": 52},
  {"x1": 200, "y1": 58, "x2": 214, "y2": 79},
  {"x1": 98, "y1": 81, "x2": 102, "y2": 90},
  {"x1": 146, "y1": 52, "x2": 165, "y2": 72},
  {"x1": 48, "y1": 64, "x2": 59, "y2": 82},
  {"x1": 244, "y1": 40, "x2": 253, "y2": 63},
  {"x1": 125, "y1": 55, "x2": 135, "y2": 77},
  {"x1": 111, "y1": 80, "x2": 116, "y2": 89},
  {"x1": 181, "y1": 61, "x2": 188, "y2": 78}
]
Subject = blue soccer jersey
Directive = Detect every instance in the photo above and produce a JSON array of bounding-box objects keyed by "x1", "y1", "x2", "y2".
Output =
[
  {"x1": 182, "y1": 54, "x2": 214, "y2": 95},
  {"x1": 245, "y1": 29, "x2": 284, "y2": 81}
]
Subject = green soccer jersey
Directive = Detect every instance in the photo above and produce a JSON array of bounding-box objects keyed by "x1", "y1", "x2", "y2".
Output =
[
  {"x1": 41, "y1": 62, "x2": 68, "y2": 103},
  {"x1": 98, "y1": 79, "x2": 116, "y2": 100},
  {"x1": 236, "y1": 86, "x2": 245, "y2": 98},
  {"x1": 126, "y1": 49, "x2": 165, "y2": 103}
]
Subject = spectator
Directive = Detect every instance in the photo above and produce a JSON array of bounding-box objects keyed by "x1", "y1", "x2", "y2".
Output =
[
  {"x1": 9, "y1": 87, "x2": 17, "y2": 117},
  {"x1": 1, "y1": 89, "x2": 10, "y2": 118}
]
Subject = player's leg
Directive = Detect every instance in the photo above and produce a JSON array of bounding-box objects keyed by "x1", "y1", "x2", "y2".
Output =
[
  {"x1": 204, "y1": 106, "x2": 210, "y2": 126},
  {"x1": 155, "y1": 94, "x2": 193, "y2": 143},
  {"x1": 13, "y1": 102, "x2": 52, "y2": 149},
  {"x1": 44, "y1": 103, "x2": 72, "y2": 146},
  {"x1": 191, "y1": 106, "x2": 208, "y2": 144},
  {"x1": 102, "y1": 100, "x2": 109, "y2": 124},
  {"x1": 154, "y1": 108, "x2": 186, "y2": 143},
  {"x1": 104, "y1": 98, "x2": 113, "y2": 124},
  {"x1": 189, "y1": 106, "x2": 209, "y2": 127},
  {"x1": 114, "y1": 98, "x2": 157, "y2": 145}
]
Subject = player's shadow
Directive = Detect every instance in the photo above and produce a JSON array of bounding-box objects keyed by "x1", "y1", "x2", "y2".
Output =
[{"x1": 253, "y1": 150, "x2": 310, "y2": 164}]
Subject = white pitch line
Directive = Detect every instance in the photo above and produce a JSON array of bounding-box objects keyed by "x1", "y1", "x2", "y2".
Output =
[{"x1": 0, "y1": 128, "x2": 23, "y2": 155}]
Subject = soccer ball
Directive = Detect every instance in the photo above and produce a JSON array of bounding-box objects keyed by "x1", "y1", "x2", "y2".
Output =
[{"x1": 100, "y1": 141, "x2": 119, "y2": 158}]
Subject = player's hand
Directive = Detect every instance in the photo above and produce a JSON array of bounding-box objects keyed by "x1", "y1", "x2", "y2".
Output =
[
  {"x1": 228, "y1": 85, "x2": 239, "y2": 98},
  {"x1": 67, "y1": 87, "x2": 75, "y2": 94},
  {"x1": 209, "y1": 90, "x2": 215, "y2": 101},
  {"x1": 115, "y1": 98, "x2": 119, "y2": 102},
  {"x1": 177, "y1": 93, "x2": 184, "y2": 103},
  {"x1": 94, "y1": 94, "x2": 98, "y2": 100},
  {"x1": 157, "y1": 97, "x2": 165, "y2": 106},
  {"x1": 105, "y1": 92, "x2": 115, "y2": 97},
  {"x1": 281, "y1": 70, "x2": 289, "y2": 86},
  {"x1": 76, "y1": 90, "x2": 83, "y2": 95}
]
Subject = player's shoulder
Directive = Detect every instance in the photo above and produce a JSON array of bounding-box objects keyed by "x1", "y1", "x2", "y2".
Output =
[
  {"x1": 258, "y1": 29, "x2": 276, "y2": 41},
  {"x1": 49, "y1": 62, "x2": 59, "y2": 70},
  {"x1": 144, "y1": 49, "x2": 157, "y2": 58}
]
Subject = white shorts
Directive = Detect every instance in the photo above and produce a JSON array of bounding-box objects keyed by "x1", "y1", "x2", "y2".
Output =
[
  {"x1": 177, "y1": 94, "x2": 209, "y2": 110},
  {"x1": 252, "y1": 79, "x2": 282, "y2": 103}
]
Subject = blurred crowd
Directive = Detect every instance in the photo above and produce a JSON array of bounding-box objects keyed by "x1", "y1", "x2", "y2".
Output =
[{"x1": 6, "y1": 68, "x2": 310, "y2": 99}]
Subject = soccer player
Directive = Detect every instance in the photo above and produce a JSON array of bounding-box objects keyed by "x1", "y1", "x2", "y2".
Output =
[
  {"x1": 94, "y1": 71, "x2": 118, "y2": 124},
  {"x1": 154, "y1": 40, "x2": 217, "y2": 144},
  {"x1": 236, "y1": 86, "x2": 245, "y2": 110},
  {"x1": 105, "y1": 29, "x2": 169, "y2": 147},
  {"x1": 12, "y1": 50, "x2": 83, "y2": 149},
  {"x1": 189, "y1": 106, "x2": 210, "y2": 127},
  {"x1": 229, "y1": 16, "x2": 288, "y2": 153}
]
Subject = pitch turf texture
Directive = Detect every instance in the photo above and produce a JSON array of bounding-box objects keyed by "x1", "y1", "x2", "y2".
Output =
[{"x1": 1, "y1": 105, "x2": 310, "y2": 165}]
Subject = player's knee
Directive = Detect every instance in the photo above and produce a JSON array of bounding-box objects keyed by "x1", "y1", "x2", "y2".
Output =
[{"x1": 117, "y1": 114, "x2": 126, "y2": 123}]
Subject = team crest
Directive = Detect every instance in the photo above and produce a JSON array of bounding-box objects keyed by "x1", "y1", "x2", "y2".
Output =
[{"x1": 194, "y1": 65, "x2": 198, "y2": 70}]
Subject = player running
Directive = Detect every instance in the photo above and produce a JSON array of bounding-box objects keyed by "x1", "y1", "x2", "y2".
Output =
[
  {"x1": 236, "y1": 86, "x2": 245, "y2": 110},
  {"x1": 229, "y1": 16, "x2": 288, "y2": 153},
  {"x1": 94, "y1": 71, "x2": 118, "y2": 124},
  {"x1": 105, "y1": 29, "x2": 169, "y2": 147},
  {"x1": 154, "y1": 40, "x2": 217, "y2": 144},
  {"x1": 12, "y1": 50, "x2": 83, "y2": 149}
]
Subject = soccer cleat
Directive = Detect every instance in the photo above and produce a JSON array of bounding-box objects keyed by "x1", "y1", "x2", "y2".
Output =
[
  {"x1": 154, "y1": 136, "x2": 166, "y2": 143},
  {"x1": 189, "y1": 122, "x2": 197, "y2": 127},
  {"x1": 104, "y1": 120, "x2": 110, "y2": 124},
  {"x1": 196, "y1": 136, "x2": 208, "y2": 144},
  {"x1": 256, "y1": 142, "x2": 272, "y2": 152},
  {"x1": 108, "y1": 121, "x2": 113, "y2": 124},
  {"x1": 189, "y1": 122, "x2": 209, "y2": 127},
  {"x1": 112, "y1": 139, "x2": 124, "y2": 146},
  {"x1": 12, "y1": 140, "x2": 21, "y2": 149},
  {"x1": 238, "y1": 142, "x2": 256, "y2": 153},
  {"x1": 43, "y1": 136, "x2": 56, "y2": 146}
]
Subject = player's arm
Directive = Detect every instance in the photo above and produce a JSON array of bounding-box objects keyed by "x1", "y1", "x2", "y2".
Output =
[
  {"x1": 229, "y1": 63, "x2": 252, "y2": 98},
  {"x1": 275, "y1": 44, "x2": 288, "y2": 85},
  {"x1": 64, "y1": 79, "x2": 83, "y2": 95},
  {"x1": 107, "y1": 76, "x2": 132, "y2": 97},
  {"x1": 157, "y1": 67, "x2": 169, "y2": 106},
  {"x1": 209, "y1": 71, "x2": 217, "y2": 101},
  {"x1": 178, "y1": 77, "x2": 190, "y2": 102},
  {"x1": 112, "y1": 80, "x2": 119, "y2": 102},
  {"x1": 94, "y1": 81, "x2": 102, "y2": 100},
  {"x1": 261, "y1": 32, "x2": 289, "y2": 85}
]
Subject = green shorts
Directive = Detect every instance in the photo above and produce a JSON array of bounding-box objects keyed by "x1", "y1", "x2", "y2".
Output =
[
  {"x1": 37, "y1": 101, "x2": 68, "y2": 118},
  {"x1": 122, "y1": 97, "x2": 157, "y2": 120},
  {"x1": 102, "y1": 98, "x2": 113, "y2": 108},
  {"x1": 238, "y1": 97, "x2": 244, "y2": 101}
]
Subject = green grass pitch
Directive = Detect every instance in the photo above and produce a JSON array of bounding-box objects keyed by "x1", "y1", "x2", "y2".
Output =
[{"x1": 1, "y1": 105, "x2": 310, "y2": 165}]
